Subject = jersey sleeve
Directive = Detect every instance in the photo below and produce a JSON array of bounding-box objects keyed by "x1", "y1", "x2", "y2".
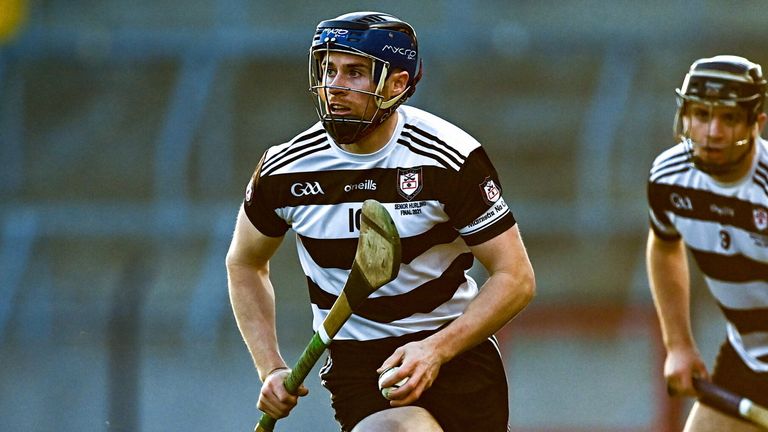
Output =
[
  {"x1": 242, "y1": 152, "x2": 291, "y2": 237},
  {"x1": 647, "y1": 178, "x2": 681, "y2": 241},
  {"x1": 446, "y1": 147, "x2": 516, "y2": 246}
]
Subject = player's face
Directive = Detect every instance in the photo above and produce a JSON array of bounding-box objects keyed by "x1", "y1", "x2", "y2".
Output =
[
  {"x1": 683, "y1": 102, "x2": 753, "y2": 168},
  {"x1": 317, "y1": 52, "x2": 379, "y2": 122}
]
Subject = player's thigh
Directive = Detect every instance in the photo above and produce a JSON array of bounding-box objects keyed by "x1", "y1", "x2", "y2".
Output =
[
  {"x1": 683, "y1": 402, "x2": 763, "y2": 432},
  {"x1": 418, "y1": 338, "x2": 509, "y2": 432},
  {"x1": 351, "y1": 406, "x2": 443, "y2": 432}
]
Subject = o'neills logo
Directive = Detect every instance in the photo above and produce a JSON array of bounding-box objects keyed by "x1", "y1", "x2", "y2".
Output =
[
  {"x1": 344, "y1": 180, "x2": 377, "y2": 192},
  {"x1": 754, "y1": 207, "x2": 768, "y2": 231},
  {"x1": 397, "y1": 167, "x2": 422, "y2": 200}
]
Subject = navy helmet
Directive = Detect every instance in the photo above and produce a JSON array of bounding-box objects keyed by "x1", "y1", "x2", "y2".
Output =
[{"x1": 309, "y1": 11, "x2": 422, "y2": 144}]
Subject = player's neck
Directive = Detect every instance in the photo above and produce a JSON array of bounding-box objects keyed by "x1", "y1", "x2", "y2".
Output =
[{"x1": 341, "y1": 112, "x2": 399, "y2": 155}]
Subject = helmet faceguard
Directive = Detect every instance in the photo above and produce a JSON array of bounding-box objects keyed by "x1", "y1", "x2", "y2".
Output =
[
  {"x1": 309, "y1": 12, "x2": 422, "y2": 144},
  {"x1": 673, "y1": 55, "x2": 767, "y2": 175}
]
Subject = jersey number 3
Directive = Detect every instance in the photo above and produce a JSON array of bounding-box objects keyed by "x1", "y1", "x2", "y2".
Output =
[{"x1": 719, "y1": 229, "x2": 731, "y2": 250}]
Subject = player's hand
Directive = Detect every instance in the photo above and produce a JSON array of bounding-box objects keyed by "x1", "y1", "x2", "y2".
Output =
[
  {"x1": 257, "y1": 368, "x2": 309, "y2": 419},
  {"x1": 376, "y1": 339, "x2": 444, "y2": 407},
  {"x1": 663, "y1": 347, "x2": 708, "y2": 397}
]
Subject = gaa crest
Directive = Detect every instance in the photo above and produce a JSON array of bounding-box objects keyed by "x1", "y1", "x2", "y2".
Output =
[
  {"x1": 754, "y1": 207, "x2": 768, "y2": 231},
  {"x1": 480, "y1": 177, "x2": 501, "y2": 204},
  {"x1": 398, "y1": 167, "x2": 423, "y2": 200}
]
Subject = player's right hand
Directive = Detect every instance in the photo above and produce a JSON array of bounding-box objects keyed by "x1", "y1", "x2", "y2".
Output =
[
  {"x1": 663, "y1": 347, "x2": 709, "y2": 397},
  {"x1": 377, "y1": 339, "x2": 443, "y2": 407},
  {"x1": 257, "y1": 368, "x2": 309, "y2": 419}
]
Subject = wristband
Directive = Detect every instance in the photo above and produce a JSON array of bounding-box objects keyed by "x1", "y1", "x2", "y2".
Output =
[{"x1": 263, "y1": 366, "x2": 289, "y2": 382}]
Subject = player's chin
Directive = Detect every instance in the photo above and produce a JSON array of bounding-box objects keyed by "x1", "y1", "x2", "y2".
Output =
[{"x1": 697, "y1": 150, "x2": 728, "y2": 164}]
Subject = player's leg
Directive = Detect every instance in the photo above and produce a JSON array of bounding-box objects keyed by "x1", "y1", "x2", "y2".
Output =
[
  {"x1": 351, "y1": 406, "x2": 443, "y2": 432},
  {"x1": 345, "y1": 338, "x2": 507, "y2": 432},
  {"x1": 683, "y1": 402, "x2": 763, "y2": 432},
  {"x1": 321, "y1": 334, "x2": 430, "y2": 432},
  {"x1": 417, "y1": 337, "x2": 510, "y2": 432}
]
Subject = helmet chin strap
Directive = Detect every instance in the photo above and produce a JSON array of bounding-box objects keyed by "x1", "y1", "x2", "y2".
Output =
[
  {"x1": 377, "y1": 86, "x2": 410, "y2": 109},
  {"x1": 371, "y1": 62, "x2": 409, "y2": 110}
]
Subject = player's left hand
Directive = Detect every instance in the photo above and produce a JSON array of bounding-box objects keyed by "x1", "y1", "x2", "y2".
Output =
[{"x1": 376, "y1": 339, "x2": 445, "y2": 407}]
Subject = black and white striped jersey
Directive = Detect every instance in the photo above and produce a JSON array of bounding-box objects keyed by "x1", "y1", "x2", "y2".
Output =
[
  {"x1": 243, "y1": 105, "x2": 516, "y2": 342},
  {"x1": 648, "y1": 138, "x2": 768, "y2": 373}
]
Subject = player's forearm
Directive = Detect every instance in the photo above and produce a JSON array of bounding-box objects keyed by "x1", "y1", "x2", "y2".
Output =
[
  {"x1": 227, "y1": 262, "x2": 287, "y2": 381},
  {"x1": 427, "y1": 268, "x2": 535, "y2": 363},
  {"x1": 646, "y1": 233, "x2": 695, "y2": 350}
]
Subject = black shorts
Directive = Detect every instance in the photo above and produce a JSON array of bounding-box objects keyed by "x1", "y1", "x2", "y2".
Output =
[
  {"x1": 710, "y1": 340, "x2": 768, "y2": 406},
  {"x1": 320, "y1": 330, "x2": 509, "y2": 432}
]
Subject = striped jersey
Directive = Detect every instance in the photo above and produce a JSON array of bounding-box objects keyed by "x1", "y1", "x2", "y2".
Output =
[
  {"x1": 647, "y1": 138, "x2": 768, "y2": 372},
  {"x1": 243, "y1": 105, "x2": 516, "y2": 342}
]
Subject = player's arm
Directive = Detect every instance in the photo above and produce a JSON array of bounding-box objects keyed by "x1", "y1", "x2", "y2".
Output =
[
  {"x1": 433, "y1": 224, "x2": 535, "y2": 359},
  {"x1": 226, "y1": 205, "x2": 307, "y2": 417},
  {"x1": 380, "y1": 224, "x2": 535, "y2": 406},
  {"x1": 646, "y1": 228, "x2": 708, "y2": 396}
]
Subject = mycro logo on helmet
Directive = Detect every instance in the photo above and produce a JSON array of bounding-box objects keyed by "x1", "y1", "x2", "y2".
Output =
[
  {"x1": 382, "y1": 45, "x2": 416, "y2": 60},
  {"x1": 291, "y1": 182, "x2": 325, "y2": 197},
  {"x1": 323, "y1": 28, "x2": 350, "y2": 41}
]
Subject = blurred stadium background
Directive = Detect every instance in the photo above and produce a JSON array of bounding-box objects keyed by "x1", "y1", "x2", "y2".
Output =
[{"x1": 1, "y1": 1, "x2": 767, "y2": 431}]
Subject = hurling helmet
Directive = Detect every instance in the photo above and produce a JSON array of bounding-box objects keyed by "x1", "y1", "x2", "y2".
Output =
[
  {"x1": 674, "y1": 55, "x2": 767, "y2": 174},
  {"x1": 309, "y1": 11, "x2": 422, "y2": 144},
  {"x1": 676, "y1": 55, "x2": 766, "y2": 121}
]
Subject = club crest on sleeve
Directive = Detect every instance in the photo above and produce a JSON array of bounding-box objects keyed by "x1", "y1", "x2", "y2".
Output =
[
  {"x1": 479, "y1": 177, "x2": 501, "y2": 205},
  {"x1": 754, "y1": 207, "x2": 768, "y2": 231},
  {"x1": 397, "y1": 167, "x2": 423, "y2": 201},
  {"x1": 245, "y1": 153, "x2": 266, "y2": 206},
  {"x1": 245, "y1": 180, "x2": 254, "y2": 204}
]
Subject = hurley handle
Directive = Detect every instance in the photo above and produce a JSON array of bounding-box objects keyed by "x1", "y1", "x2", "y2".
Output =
[{"x1": 255, "y1": 332, "x2": 329, "y2": 432}]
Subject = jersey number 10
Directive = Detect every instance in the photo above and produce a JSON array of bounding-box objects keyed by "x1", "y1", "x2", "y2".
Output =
[{"x1": 348, "y1": 207, "x2": 362, "y2": 232}]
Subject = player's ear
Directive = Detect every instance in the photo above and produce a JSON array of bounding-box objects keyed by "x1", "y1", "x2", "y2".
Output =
[
  {"x1": 756, "y1": 112, "x2": 767, "y2": 134},
  {"x1": 681, "y1": 111, "x2": 692, "y2": 131},
  {"x1": 387, "y1": 70, "x2": 409, "y2": 98}
]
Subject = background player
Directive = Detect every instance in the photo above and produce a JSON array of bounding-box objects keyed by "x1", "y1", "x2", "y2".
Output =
[
  {"x1": 226, "y1": 11, "x2": 535, "y2": 432},
  {"x1": 646, "y1": 55, "x2": 768, "y2": 432}
]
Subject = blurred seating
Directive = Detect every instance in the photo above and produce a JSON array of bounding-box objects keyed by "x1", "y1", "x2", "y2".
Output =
[{"x1": 0, "y1": 1, "x2": 765, "y2": 430}]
